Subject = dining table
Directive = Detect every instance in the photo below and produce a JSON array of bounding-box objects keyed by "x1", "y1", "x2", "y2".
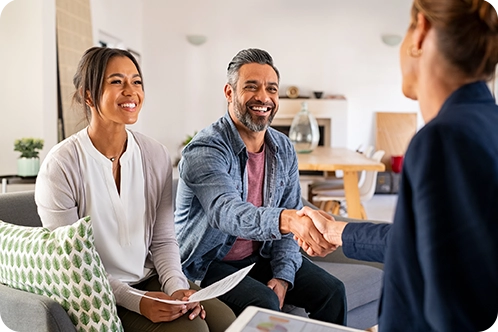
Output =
[{"x1": 296, "y1": 146, "x2": 386, "y2": 219}]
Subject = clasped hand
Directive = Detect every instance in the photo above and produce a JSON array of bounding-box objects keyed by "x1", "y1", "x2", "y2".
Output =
[
  {"x1": 139, "y1": 289, "x2": 206, "y2": 323},
  {"x1": 294, "y1": 207, "x2": 347, "y2": 257}
]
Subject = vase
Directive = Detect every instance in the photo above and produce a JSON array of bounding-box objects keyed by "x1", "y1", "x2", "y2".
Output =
[
  {"x1": 288, "y1": 102, "x2": 320, "y2": 153},
  {"x1": 17, "y1": 157, "x2": 40, "y2": 177}
]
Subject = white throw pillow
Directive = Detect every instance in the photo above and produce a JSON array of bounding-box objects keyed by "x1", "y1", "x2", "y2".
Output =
[{"x1": 0, "y1": 217, "x2": 123, "y2": 332}]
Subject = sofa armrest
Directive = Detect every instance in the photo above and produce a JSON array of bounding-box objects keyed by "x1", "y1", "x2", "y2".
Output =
[
  {"x1": 301, "y1": 197, "x2": 384, "y2": 270},
  {"x1": 0, "y1": 283, "x2": 76, "y2": 332}
]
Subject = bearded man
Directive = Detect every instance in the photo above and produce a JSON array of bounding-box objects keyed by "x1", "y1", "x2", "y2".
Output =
[{"x1": 174, "y1": 48, "x2": 347, "y2": 325}]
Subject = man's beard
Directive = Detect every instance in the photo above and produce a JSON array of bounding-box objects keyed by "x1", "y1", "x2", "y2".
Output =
[{"x1": 233, "y1": 97, "x2": 276, "y2": 132}]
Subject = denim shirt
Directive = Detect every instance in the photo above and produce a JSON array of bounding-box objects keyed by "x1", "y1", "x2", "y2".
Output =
[{"x1": 174, "y1": 112, "x2": 303, "y2": 286}]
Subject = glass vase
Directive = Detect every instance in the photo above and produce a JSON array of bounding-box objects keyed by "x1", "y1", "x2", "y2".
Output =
[{"x1": 289, "y1": 102, "x2": 320, "y2": 153}]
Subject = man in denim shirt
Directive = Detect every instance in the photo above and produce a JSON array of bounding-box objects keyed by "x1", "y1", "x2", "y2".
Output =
[{"x1": 175, "y1": 48, "x2": 346, "y2": 325}]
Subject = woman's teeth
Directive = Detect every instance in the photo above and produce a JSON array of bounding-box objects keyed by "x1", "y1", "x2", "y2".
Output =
[{"x1": 120, "y1": 103, "x2": 136, "y2": 108}]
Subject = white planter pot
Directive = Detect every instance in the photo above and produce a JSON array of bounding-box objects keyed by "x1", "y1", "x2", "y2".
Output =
[{"x1": 17, "y1": 157, "x2": 40, "y2": 177}]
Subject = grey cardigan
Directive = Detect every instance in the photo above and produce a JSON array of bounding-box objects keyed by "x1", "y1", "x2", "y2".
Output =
[{"x1": 35, "y1": 129, "x2": 189, "y2": 314}]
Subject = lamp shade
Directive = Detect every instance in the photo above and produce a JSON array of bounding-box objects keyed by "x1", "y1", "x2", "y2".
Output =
[
  {"x1": 186, "y1": 35, "x2": 207, "y2": 46},
  {"x1": 381, "y1": 34, "x2": 402, "y2": 46}
]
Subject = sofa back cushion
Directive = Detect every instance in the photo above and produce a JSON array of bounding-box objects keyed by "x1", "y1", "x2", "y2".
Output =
[{"x1": 0, "y1": 191, "x2": 41, "y2": 227}]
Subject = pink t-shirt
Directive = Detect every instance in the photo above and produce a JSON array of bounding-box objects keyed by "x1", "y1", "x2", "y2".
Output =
[{"x1": 223, "y1": 147, "x2": 265, "y2": 261}]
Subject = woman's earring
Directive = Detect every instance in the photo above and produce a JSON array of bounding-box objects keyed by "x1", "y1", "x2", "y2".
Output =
[{"x1": 408, "y1": 46, "x2": 423, "y2": 57}]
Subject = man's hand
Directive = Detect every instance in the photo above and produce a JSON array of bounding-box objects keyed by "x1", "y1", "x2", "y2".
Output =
[
  {"x1": 267, "y1": 278, "x2": 289, "y2": 309},
  {"x1": 295, "y1": 207, "x2": 348, "y2": 256},
  {"x1": 139, "y1": 291, "x2": 188, "y2": 323},
  {"x1": 280, "y1": 209, "x2": 336, "y2": 257}
]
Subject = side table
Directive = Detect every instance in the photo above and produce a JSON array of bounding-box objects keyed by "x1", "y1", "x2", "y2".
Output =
[{"x1": 1, "y1": 175, "x2": 37, "y2": 194}]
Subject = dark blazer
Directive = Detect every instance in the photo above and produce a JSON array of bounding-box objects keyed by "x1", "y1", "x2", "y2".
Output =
[{"x1": 342, "y1": 81, "x2": 498, "y2": 331}]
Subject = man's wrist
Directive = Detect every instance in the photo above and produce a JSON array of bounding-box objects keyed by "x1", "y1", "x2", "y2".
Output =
[
  {"x1": 279, "y1": 210, "x2": 294, "y2": 234},
  {"x1": 276, "y1": 278, "x2": 289, "y2": 291}
]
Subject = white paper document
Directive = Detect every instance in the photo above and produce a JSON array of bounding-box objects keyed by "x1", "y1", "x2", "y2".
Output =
[{"x1": 129, "y1": 263, "x2": 255, "y2": 304}]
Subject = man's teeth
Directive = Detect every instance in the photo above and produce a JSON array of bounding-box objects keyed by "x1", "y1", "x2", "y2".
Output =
[
  {"x1": 121, "y1": 103, "x2": 136, "y2": 108},
  {"x1": 252, "y1": 106, "x2": 270, "y2": 112}
]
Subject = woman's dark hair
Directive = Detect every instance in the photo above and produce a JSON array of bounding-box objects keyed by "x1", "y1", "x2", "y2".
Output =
[
  {"x1": 227, "y1": 48, "x2": 280, "y2": 88},
  {"x1": 411, "y1": 0, "x2": 498, "y2": 79},
  {"x1": 72, "y1": 47, "x2": 143, "y2": 121}
]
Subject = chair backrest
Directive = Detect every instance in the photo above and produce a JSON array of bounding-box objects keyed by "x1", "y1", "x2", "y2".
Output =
[
  {"x1": 363, "y1": 145, "x2": 375, "y2": 158},
  {"x1": 359, "y1": 150, "x2": 385, "y2": 200},
  {"x1": 357, "y1": 145, "x2": 375, "y2": 187}
]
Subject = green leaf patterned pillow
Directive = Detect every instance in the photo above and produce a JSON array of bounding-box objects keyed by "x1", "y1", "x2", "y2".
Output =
[{"x1": 0, "y1": 217, "x2": 123, "y2": 332}]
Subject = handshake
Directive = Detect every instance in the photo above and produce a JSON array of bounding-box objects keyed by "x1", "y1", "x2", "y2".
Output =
[{"x1": 280, "y1": 206, "x2": 348, "y2": 257}]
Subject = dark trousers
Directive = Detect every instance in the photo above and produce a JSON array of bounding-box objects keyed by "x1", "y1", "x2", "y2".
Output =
[{"x1": 201, "y1": 254, "x2": 347, "y2": 325}]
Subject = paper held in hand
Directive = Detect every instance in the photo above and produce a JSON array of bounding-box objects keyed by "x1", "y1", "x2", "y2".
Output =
[{"x1": 129, "y1": 263, "x2": 255, "y2": 304}]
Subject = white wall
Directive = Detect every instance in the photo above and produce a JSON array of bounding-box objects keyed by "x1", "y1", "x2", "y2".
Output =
[
  {"x1": 0, "y1": 0, "x2": 421, "y2": 174},
  {"x1": 139, "y1": 0, "x2": 420, "y2": 160},
  {"x1": 0, "y1": 0, "x2": 56, "y2": 175}
]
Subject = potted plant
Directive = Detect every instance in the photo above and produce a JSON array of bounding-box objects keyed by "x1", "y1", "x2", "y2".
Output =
[
  {"x1": 174, "y1": 131, "x2": 197, "y2": 166},
  {"x1": 14, "y1": 138, "x2": 44, "y2": 177}
]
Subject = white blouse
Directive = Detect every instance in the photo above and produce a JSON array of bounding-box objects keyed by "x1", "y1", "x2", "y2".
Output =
[{"x1": 77, "y1": 129, "x2": 151, "y2": 283}]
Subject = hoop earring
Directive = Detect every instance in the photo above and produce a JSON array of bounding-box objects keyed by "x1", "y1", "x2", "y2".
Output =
[{"x1": 408, "y1": 46, "x2": 423, "y2": 57}]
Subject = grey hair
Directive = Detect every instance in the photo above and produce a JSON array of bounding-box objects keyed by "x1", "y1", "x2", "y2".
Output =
[{"x1": 226, "y1": 48, "x2": 280, "y2": 88}]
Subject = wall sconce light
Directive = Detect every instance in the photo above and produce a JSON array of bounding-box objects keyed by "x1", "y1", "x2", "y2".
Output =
[
  {"x1": 381, "y1": 34, "x2": 402, "y2": 47},
  {"x1": 186, "y1": 35, "x2": 207, "y2": 46}
]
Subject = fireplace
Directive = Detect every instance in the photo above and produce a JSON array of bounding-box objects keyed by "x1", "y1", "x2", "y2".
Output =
[
  {"x1": 271, "y1": 118, "x2": 330, "y2": 147},
  {"x1": 271, "y1": 98, "x2": 348, "y2": 177},
  {"x1": 273, "y1": 99, "x2": 348, "y2": 148},
  {"x1": 271, "y1": 119, "x2": 329, "y2": 176}
]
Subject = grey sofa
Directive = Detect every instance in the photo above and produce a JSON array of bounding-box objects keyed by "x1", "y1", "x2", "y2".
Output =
[
  {"x1": 0, "y1": 188, "x2": 384, "y2": 331},
  {"x1": 294, "y1": 198, "x2": 383, "y2": 329},
  {"x1": 0, "y1": 190, "x2": 76, "y2": 332}
]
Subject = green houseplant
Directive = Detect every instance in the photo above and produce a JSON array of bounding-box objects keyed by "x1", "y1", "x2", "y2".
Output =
[
  {"x1": 174, "y1": 131, "x2": 197, "y2": 166},
  {"x1": 14, "y1": 138, "x2": 44, "y2": 176}
]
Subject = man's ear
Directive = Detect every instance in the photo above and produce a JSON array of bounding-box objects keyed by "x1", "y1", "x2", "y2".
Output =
[{"x1": 224, "y1": 84, "x2": 234, "y2": 103}]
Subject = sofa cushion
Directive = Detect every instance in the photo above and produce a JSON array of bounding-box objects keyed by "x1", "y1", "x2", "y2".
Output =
[
  {"x1": 313, "y1": 261, "x2": 383, "y2": 311},
  {"x1": 0, "y1": 217, "x2": 123, "y2": 332}
]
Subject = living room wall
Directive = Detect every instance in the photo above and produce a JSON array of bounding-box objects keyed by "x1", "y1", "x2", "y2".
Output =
[
  {"x1": 0, "y1": 0, "x2": 57, "y2": 175},
  {"x1": 0, "y1": 0, "x2": 421, "y2": 175},
  {"x1": 0, "y1": 0, "x2": 142, "y2": 175},
  {"x1": 138, "y1": 0, "x2": 421, "y2": 161}
]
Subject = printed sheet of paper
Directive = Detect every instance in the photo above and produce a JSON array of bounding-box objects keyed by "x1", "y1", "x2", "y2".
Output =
[{"x1": 129, "y1": 263, "x2": 255, "y2": 304}]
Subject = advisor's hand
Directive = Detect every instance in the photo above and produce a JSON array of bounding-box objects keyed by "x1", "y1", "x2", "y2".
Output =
[
  {"x1": 296, "y1": 207, "x2": 348, "y2": 255},
  {"x1": 280, "y1": 209, "x2": 336, "y2": 257}
]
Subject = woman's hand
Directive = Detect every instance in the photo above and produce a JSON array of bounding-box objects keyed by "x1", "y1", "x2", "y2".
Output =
[
  {"x1": 139, "y1": 291, "x2": 188, "y2": 323},
  {"x1": 171, "y1": 289, "x2": 206, "y2": 320}
]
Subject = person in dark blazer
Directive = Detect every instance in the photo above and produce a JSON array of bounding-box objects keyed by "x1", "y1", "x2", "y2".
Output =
[{"x1": 296, "y1": 0, "x2": 498, "y2": 331}]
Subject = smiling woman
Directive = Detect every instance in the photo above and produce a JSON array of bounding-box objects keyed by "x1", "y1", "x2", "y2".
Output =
[{"x1": 33, "y1": 46, "x2": 236, "y2": 332}]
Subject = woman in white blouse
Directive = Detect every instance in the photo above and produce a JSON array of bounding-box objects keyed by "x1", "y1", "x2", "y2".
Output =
[{"x1": 35, "y1": 46, "x2": 235, "y2": 332}]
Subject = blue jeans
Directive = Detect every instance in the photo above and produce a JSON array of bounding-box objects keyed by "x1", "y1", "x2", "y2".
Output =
[{"x1": 201, "y1": 254, "x2": 347, "y2": 325}]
